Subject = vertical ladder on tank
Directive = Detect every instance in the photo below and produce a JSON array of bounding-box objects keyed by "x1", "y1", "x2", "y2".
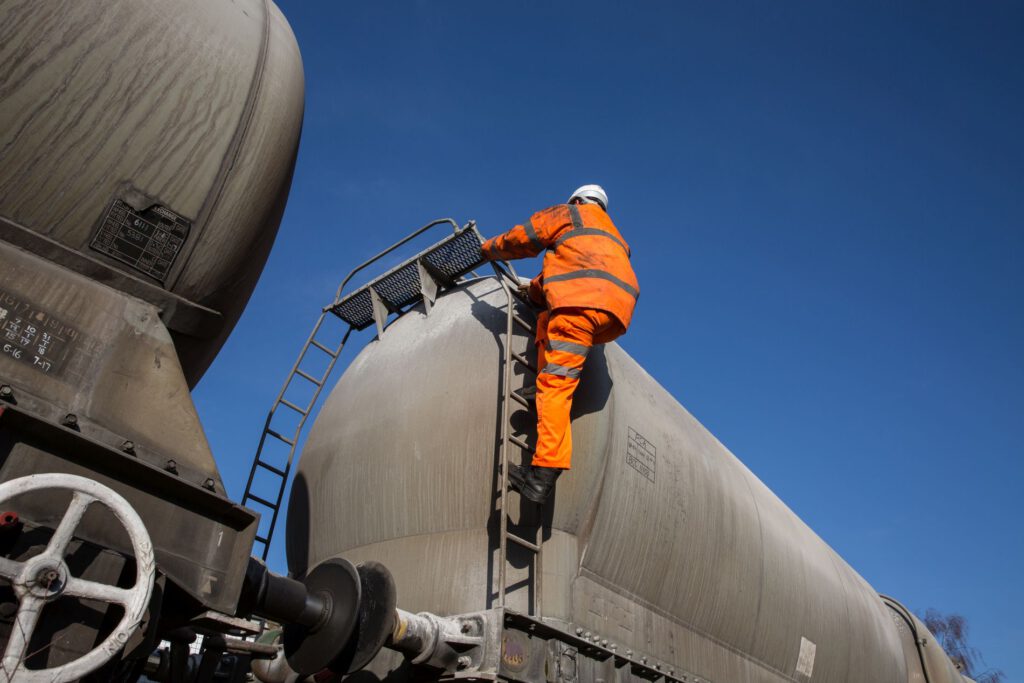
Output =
[
  {"x1": 242, "y1": 219, "x2": 487, "y2": 561},
  {"x1": 491, "y1": 261, "x2": 544, "y2": 616}
]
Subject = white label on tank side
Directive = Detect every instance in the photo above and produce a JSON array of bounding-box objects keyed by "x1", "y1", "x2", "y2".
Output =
[{"x1": 796, "y1": 636, "x2": 816, "y2": 677}]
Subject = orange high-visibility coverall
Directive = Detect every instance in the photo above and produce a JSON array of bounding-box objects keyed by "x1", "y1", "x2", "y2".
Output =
[{"x1": 481, "y1": 203, "x2": 638, "y2": 469}]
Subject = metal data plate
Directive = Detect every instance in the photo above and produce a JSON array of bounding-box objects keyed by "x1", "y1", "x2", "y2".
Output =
[
  {"x1": 90, "y1": 200, "x2": 191, "y2": 283},
  {"x1": 331, "y1": 227, "x2": 485, "y2": 330}
]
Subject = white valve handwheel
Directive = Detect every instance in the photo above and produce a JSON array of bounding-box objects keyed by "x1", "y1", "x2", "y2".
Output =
[{"x1": 0, "y1": 474, "x2": 155, "y2": 683}]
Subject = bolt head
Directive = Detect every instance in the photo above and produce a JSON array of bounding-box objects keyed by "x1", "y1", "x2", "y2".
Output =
[
  {"x1": 26, "y1": 560, "x2": 68, "y2": 600},
  {"x1": 120, "y1": 440, "x2": 136, "y2": 454},
  {"x1": 457, "y1": 656, "x2": 472, "y2": 670},
  {"x1": 61, "y1": 413, "x2": 78, "y2": 428},
  {"x1": 203, "y1": 478, "x2": 216, "y2": 491},
  {"x1": 575, "y1": 628, "x2": 583, "y2": 635},
  {"x1": 0, "y1": 385, "x2": 12, "y2": 398}
]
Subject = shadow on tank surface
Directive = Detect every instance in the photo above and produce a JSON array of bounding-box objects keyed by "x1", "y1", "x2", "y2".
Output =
[{"x1": 288, "y1": 473, "x2": 312, "y2": 578}]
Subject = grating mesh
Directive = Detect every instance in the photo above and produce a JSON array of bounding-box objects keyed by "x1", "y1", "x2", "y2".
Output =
[
  {"x1": 421, "y1": 229, "x2": 486, "y2": 280},
  {"x1": 374, "y1": 262, "x2": 422, "y2": 309},
  {"x1": 333, "y1": 290, "x2": 374, "y2": 329},
  {"x1": 330, "y1": 227, "x2": 486, "y2": 330}
]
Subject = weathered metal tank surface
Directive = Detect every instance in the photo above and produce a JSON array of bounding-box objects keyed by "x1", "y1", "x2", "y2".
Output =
[
  {"x1": 0, "y1": 0, "x2": 305, "y2": 387},
  {"x1": 0, "y1": 1, "x2": 305, "y2": 674},
  {"x1": 287, "y1": 276, "x2": 911, "y2": 683},
  {"x1": 884, "y1": 596, "x2": 967, "y2": 683}
]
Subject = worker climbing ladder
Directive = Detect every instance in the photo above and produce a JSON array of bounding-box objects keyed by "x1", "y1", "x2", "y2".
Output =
[
  {"x1": 490, "y1": 261, "x2": 545, "y2": 616},
  {"x1": 242, "y1": 219, "x2": 487, "y2": 560},
  {"x1": 242, "y1": 217, "x2": 547, "y2": 617}
]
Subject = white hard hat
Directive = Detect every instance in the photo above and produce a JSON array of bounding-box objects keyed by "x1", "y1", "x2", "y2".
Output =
[{"x1": 568, "y1": 184, "x2": 608, "y2": 211}]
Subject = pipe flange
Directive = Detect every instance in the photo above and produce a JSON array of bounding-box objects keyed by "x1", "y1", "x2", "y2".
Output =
[{"x1": 283, "y1": 558, "x2": 360, "y2": 676}]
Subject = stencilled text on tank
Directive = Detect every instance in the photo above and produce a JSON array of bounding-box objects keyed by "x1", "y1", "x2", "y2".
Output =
[
  {"x1": 0, "y1": 289, "x2": 82, "y2": 377},
  {"x1": 626, "y1": 427, "x2": 657, "y2": 483}
]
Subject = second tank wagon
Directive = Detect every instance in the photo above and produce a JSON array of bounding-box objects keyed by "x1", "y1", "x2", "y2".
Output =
[{"x1": 283, "y1": 267, "x2": 941, "y2": 683}]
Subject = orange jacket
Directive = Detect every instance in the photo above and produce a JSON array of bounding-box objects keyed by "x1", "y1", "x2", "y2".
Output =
[{"x1": 481, "y1": 204, "x2": 639, "y2": 328}]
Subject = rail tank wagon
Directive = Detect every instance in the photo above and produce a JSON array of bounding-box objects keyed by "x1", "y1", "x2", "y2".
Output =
[
  {"x1": 286, "y1": 274, "x2": 968, "y2": 683},
  {"x1": 0, "y1": 1, "x2": 347, "y2": 680}
]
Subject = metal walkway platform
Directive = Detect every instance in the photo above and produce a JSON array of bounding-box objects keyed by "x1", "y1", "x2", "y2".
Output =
[
  {"x1": 241, "y1": 219, "x2": 487, "y2": 561},
  {"x1": 328, "y1": 224, "x2": 485, "y2": 334}
]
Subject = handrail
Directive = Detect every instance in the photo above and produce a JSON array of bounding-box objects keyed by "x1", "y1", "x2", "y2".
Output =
[
  {"x1": 489, "y1": 256, "x2": 521, "y2": 286},
  {"x1": 330, "y1": 218, "x2": 461, "y2": 304}
]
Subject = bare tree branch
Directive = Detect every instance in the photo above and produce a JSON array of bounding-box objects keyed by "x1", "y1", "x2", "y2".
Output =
[{"x1": 919, "y1": 609, "x2": 1005, "y2": 683}]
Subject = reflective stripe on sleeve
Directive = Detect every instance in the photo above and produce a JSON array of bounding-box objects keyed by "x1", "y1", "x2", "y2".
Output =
[
  {"x1": 553, "y1": 228, "x2": 630, "y2": 256},
  {"x1": 544, "y1": 269, "x2": 640, "y2": 299},
  {"x1": 523, "y1": 220, "x2": 544, "y2": 251},
  {"x1": 547, "y1": 339, "x2": 591, "y2": 356},
  {"x1": 541, "y1": 362, "x2": 583, "y2": 378},
  {"x1": 569, "y1": 205, "x2": 584, "y2": 230}
]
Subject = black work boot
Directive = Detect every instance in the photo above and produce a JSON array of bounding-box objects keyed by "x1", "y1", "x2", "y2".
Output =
[{"x1": 508, "y1": 464, "x2": 561, "y2": 504}]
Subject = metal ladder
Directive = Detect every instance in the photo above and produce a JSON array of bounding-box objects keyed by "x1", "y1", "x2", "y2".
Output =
[
  {"x1": 492, "y1": 262, "x2": 544, "y2": 616},
  {"x1": 241, "y1": 315, "x2": 350, "y2": 560},
  {"x1": 241, "y1": 219, "x2": 486, "y2": 561}
]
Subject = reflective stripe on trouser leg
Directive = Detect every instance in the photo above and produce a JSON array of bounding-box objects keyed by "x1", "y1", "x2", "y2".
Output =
[{"x1": 532, "y1": 311, "x2": 594, "y2": 469}]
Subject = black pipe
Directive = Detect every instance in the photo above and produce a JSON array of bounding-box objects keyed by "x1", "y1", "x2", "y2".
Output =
[{"x1": 238, "y1": 558, "x2": 328, "y2": 630}]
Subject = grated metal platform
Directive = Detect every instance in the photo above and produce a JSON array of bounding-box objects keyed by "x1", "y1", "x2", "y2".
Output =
[{"x1": 328, "y1": 226, "x2": 486, "y2": 330}]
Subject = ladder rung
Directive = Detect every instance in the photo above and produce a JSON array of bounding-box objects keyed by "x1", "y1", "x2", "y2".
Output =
[
  {"x1": 506, "y1": 533, "x2": 540, "y2": 553},
  {"x1": 309, "y1": 339, "x2": 338, "y2": 357},
  {"x1": 254, "y1": 535, "x2": 269, "y2": 545},
  {"x1": 245, "y1": 494, "x2": 276, "y2": 509},
  {"x1": 256, "y1": 460, "x2": 286, "y2": 477},
  {"x1": 278, "y1": 398, "x2": 308, "y2": 415},
  {"x1": 510, "y1": 351, "x2": 536, "y2": 372},
  {"x1": 509, "y1": 434, "x2": 531, "y2": 451},
  {"x1": 510, "y1": 392, "x2": 530, "y2": 408},
  {"x1": 512, "y1": 314, "x2": 535, "y2": 334},
  {"x1": 294, "y1": 369, "x2": 323, "y2": 386},
  {"x1": 265, "y1": 429, "x2": 295, "y2": 446}
]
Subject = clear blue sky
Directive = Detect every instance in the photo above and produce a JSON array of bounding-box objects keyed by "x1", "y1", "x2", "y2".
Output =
[{"x1": 192, "y1": 2, "x2": 1023, "y2": 678}]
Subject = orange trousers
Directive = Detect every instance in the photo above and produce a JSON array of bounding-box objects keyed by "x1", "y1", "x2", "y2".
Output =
[{"x1": 532, "y1": 307, "x2": 624, "y2": 469}]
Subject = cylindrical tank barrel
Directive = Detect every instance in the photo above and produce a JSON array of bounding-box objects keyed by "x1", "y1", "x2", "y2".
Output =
[{"x1": 287, "y1": 277, "x2": 907, "y2": 682}]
